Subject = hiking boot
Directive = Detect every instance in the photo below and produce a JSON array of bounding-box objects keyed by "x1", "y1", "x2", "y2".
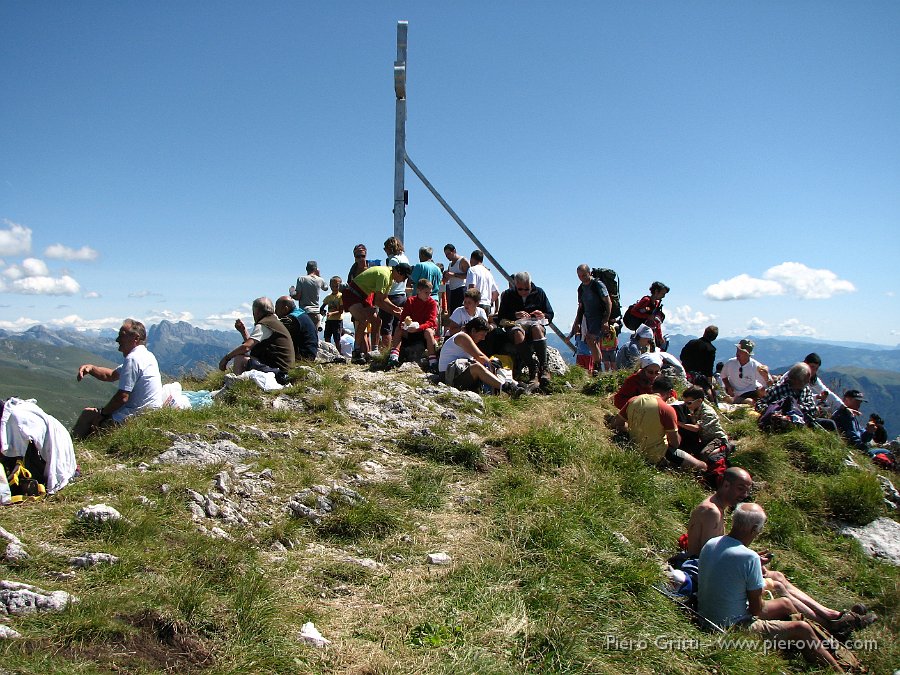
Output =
[
  {"x1": 501, "y1": 381, "x2": 526, "y2": 399},
  {"x1": 830, "y1": 610, "x2": 877, "y2": 638},
  {"x1": 351, "y1": 350, "x2": 368, "y2": 365},
  {"x1": 538, "y1": 374, "x2": 552, "y2": 391},
  {"x1": 385, "y1": 355, "x2": 400, "y2": 370},
  {"x1": 428, "y1": 362, "x2": 439, "y2": 375}
]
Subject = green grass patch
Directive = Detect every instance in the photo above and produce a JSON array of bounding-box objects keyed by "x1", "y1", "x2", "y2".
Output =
[
  {"x1": 824, "y1": 470, "x2": 884, "y2": 525},
  {"x1": 314, "y1": 498, "x2": 400, "y2": 541},
  {"x1": 396, "y1": 429, "x2": 483, "y2": 469}
]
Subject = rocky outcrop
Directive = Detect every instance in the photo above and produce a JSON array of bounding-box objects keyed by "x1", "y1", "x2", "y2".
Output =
[{"x1": 841, "y1": 518, "x2": 900, "y2": 566}]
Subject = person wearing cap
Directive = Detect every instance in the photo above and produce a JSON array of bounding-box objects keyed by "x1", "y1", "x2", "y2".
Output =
[
  {"x1": 615, "y1": 323, "x2": 655, "y2": 370},
  {"x1": 613, "y1": 377, "x2": 706, "y2": 471},
  {"x1": 720, "y1": 339, "x2": 773, "y2": 403},
  {"x1": 292, "y1": 260, "x2": 328, "y2": 328},
  {"x1": 342, "y1": 263, "x2": 412, "y2": 364},
  {"x1": 832, "y1": 389, "x2": 874, "y2": 450},
  {"x1": 612, "y1": 351, "x2": 676, "y2": 409}
]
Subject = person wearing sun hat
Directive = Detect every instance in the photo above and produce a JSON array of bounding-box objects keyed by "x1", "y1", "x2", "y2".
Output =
[
  {"x1": 832, "y1": 389, "x2": 874, "y2": 450},
  {"x1": 720, "y1": 339, "x2": 773, "y2": 404},
  {"x1": 615, "y1": 323, "x2": 655, "y2": 370}
]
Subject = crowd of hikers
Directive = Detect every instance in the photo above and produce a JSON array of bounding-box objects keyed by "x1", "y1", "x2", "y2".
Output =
[{"x1": 2, "y1": 239, "x2": 894, "y2": 671}]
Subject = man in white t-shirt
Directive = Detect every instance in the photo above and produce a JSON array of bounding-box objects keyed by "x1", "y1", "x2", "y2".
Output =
[
  {"x1": 465, "y1": 249, "x2": 500, "y2": 314},
  {"x1": 720, "y1": 339, "x2": 773, "y2": 403},
  {"x1": 73, "y1": 319, "x2": 164, "y2": 438}
]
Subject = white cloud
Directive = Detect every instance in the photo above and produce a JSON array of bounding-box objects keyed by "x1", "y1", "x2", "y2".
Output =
[
  {"x1": 777, "y1": 318, "x2": 817, "y2": 337},
  {"x1": 664, "y1": 305, "x2": 715, "y2": 334},
  {"x1": 746, "y1": 317, "x2": 769, "y2": 333},
  {"x1": 0, "y1": 314, "x2": 122, "y2": 332},
  {"x1": 0, "y1": 220, "x2": 31, "y2": 256},
  {"x1": 704, "y1": 274, "x2": 783, "y2": 301},
  {"x1": 704, "y1": 263, "x2": 855, "y2": 301},
  {"x1": 44, "y1": 243, "x2": 100, "y2": 261},
  {"x1": 7, "y1": 274, "x2": 80, "y2": 295},
  {"x1": 145, "y1": 309, "x2": 194, "y2": 323},
  {"x1": 83, "y1": 291, "x2": 101, "y2": 299},
  {"x1": 887, "y1": 291, "x2": 895, "y2": 298},
  {"x1": 763, "y1": 262, "x2": 855, "y2": 300},
  {"x1": 128, "y1": 290, "x2": 163, "y2": 298},
  {"x1": 21, "y1": 258, "x2": 50, "y2": 276}
]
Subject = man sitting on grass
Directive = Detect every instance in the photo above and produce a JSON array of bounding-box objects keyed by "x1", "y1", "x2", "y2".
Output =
[
  {"x1": 613, "y1": 377, "x2": 707, "y2": 472},
  {"x1": 73, "y1": 319, "x2": 164, "y2": 439},
  {"x1": 687, "y1": 469, "x2": 875, "y2": 637},
  {"x1": 698, "y1": 503, "x2": 845, "y2": 672}
]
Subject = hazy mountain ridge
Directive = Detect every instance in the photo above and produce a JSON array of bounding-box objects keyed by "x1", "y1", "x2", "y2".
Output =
[{"x1": 2, "y1": 323, "x2": 898, "y2": 435}]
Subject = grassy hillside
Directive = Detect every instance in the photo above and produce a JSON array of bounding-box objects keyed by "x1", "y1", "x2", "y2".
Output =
[
  {"x1": 0, "y1": 339, "x2": 116, "y2": 427},
  {"x1": 0, "y1": 364, "x2": 897, "y2": 674}
]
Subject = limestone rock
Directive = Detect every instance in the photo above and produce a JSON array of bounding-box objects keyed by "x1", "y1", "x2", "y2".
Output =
[
  {"x1": 545, "y1": 346, "x2": 568, "y2": 376},
  {"x1": 0, "y1": 625, "x2": 22, "y2": 639},
  {"x1": 4, "y1": 544, "x2": 29, "y2": 563},
  {"x1": 0, "y1": 580, "x2": 76, "y2": 616},
  {"x1": 154, "y1": 439, "x2": 258, "y2": 466},
  {"x1": 841, "y1": 518, "x2": 900, "y2": 566},
  {"x1": 0, "y1": 528, "x2": 21, "y2": 546},
  {"x1": 69, "y1": 553, "x2": 119, "y2": 568},
  {"x1": 75, "y1": 504, "x2": 122, "y2": 524},
  {"x1": 426, "y1": 552, "x2": 451, "y2": 565}
]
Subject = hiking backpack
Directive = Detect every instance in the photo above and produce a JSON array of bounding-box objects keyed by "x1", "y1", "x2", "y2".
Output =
[{"x1": 591, "y1": 268, "x2": 622, "y2": 328}]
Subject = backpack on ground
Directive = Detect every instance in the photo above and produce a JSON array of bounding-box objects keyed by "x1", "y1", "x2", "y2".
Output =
[
  {"x1": 758, "y1": 396, "x2": 810, "y2": 432},
  {"x1": 591, "y1": 268, "x2": 622, "y2": 328}
]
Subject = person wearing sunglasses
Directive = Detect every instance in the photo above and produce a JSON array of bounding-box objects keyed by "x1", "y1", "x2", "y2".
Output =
[
  {"x1": 720, "y1": 339, "x2": 773, "y2": 403},
  {"x1": 496, "y1": 271, "x2": 554, "y2": 388}
]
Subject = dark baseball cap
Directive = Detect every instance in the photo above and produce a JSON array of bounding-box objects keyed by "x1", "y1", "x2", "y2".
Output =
[
  {"x1": 844, "y1": 389, "x2": 866, "y2": 402},
  {"x1": 736, "y1": 339, "x2": 755, "y2": 354}
]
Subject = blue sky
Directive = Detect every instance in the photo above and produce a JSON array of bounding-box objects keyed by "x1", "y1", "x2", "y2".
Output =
[{"x1": 2, "y1": 1, "x2": 898, "y2": 344}]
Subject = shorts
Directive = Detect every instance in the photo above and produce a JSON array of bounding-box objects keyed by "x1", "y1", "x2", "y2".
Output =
[
  {"x1": 379, "y1": 293, "x2": 407, "y2": 335},
  {"x1": 747, "y1": 618, "x2": 793, "y2": 637},
  {"x1": 444, "y1": 358, "x2": 477, "y2": 391},
  {"x1": 341, "y1": 282, "x2": 371, "y2": 312}
]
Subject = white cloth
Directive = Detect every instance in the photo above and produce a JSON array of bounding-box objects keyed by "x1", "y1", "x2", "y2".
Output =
[
  {"x1": 465, "y1": 264, "x2": 499, "y2": 306},
  {"x1": 1, "y1": 397, "x2": 77, "y2": 496},
  {"x1": 720, "y1": 356, "x2": 767, "y2": 396},
  {"x1": 639, "y1": 352, "x2": 663, "y2": 369},
  {"x1": 658, "y1": 351, "x2": 687, "y2": 380},
  {"x1": 448, "y1": 306, "x2": 487, "y2": 330},
  {"x1": 339, "y1": 333, "x2": 354, "y2": 357},
  {"x1": 161, "y1": 382, "x2": 191, "y2": 409},
  {"x1": 113, "y1": 345, "x2": 164, "y2": 422}
]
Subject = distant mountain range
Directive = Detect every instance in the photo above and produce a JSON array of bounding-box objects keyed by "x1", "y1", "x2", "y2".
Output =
[
  {"x1": 548, "y1": 332, "x2": 900, "y2": 434},
  {"x1": 1, "y1": 322, "x2": 897, "y2": 437}
]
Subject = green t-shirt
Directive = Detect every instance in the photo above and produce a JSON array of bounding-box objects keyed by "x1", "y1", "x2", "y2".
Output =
[{"x1": 352, "y1": 266, "x2": 393, "y2": 296}]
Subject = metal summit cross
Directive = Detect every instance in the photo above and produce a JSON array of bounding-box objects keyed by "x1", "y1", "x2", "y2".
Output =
[{"x1": 390, "y1": 21, "x2": 573, "y2": 351}]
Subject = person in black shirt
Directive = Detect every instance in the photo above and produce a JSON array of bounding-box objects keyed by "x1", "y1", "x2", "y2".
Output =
[{"x1": 680, "y1": 325, "x2": 718, "y2": 390}]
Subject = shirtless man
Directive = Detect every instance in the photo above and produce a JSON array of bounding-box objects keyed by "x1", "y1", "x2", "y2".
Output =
[{"x1": 686, "y1": 467, "x2": 873, "y2": 633}]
